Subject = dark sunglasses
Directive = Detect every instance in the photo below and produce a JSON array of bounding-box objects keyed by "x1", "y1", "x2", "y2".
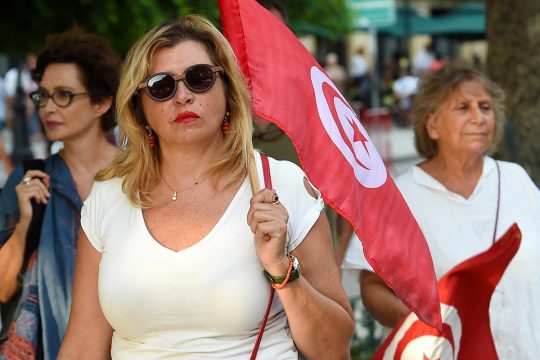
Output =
[
  {"x1": 29, "y1": 88, "x2": 88, "y2": 108},
  {"x1": 138, "y1": 64, "x2": 223, "y2": 101}
]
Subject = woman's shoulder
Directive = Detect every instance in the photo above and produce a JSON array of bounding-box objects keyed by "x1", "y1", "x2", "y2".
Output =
[
  {"x1": 258, "y1": 152, "x2": 307, "y2": 190},
  {"x1": 491, "y1": 158, "x2": 538, "y2": 190},
  {"x1": 394, "y1": 166, "x2": 417, "y2": 189},
  {"x1": 494, "y1": 158, "x2": 529, "y2": 176},
  {"x1": 256, "y1": 150, "x2": 303, "y2": 175},
  {"x1": 85, "y1": 177, "x2": 125, "y2": 204},
  {"x1": 93, "y1": 177, "x2": 124, "y2": 191},
  {"x1": 267, "y1": 155, "x2": 303, "y2": 175}
]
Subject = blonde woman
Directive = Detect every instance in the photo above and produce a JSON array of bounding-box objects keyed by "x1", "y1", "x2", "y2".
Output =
[{"x1": 59, "y1": 16, "x2": 354, "y2": 359}]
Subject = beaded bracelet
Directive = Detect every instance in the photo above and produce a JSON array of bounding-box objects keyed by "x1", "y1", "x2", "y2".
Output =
[{"x1": 271, "y1": 254, "x2": 294, "y2": 290}]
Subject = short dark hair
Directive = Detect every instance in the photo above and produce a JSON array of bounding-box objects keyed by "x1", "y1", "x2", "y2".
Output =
[
  {"x1": 33, "y1": 27, "x2": 121, "y2": 132},
  {"x1": 257, "y1": 0, "x2": 288, "y2": 23}
]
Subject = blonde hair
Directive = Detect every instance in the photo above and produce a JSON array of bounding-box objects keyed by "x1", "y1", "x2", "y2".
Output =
[
  {"x1": 97, "y1": 15, "x2": 254, "y2": 207},
  {"x1": 412, "y1": 62, "x2": 505, "y2": 159}
]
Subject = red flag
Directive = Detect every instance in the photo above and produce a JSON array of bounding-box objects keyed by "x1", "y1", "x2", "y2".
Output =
[
  {"x1": 218, "y1": 0, "x2": 441, "y2": 328},
  {"x1": 374, "y1": 224, "x2": 521, "y2": 360}
]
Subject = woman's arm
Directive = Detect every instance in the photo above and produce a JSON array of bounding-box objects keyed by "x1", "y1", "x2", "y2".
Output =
[
  {"x1": 248, "y1": 184, "x2": 354, "y2": 360},
  {"x1": 284, "y1": 212, "x2": 355, "y2": 359},
  {"x1": 0, "y1": 169, "x2": 49, "y2": 302},
  {"x1": 0, "y1": 220, "x2": 29, "y2": 302},
  {"x1": 0, "y1": 136, "x2": 12, "y2": 175},
  {"x1": 58, "y1": 229, "x2": 112, "y2": 359},
  {"x1": 360, "y1": 270, "x2": 409, "y2": 328}
]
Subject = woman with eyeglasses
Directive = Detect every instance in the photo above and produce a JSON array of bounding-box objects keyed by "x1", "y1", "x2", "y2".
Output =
[
  {"x1": 58, "y1": 16, "x2": 354, "y2": 360},
  {"x1": 0, "y1": 28, "x2": 120, "y2": 359}
]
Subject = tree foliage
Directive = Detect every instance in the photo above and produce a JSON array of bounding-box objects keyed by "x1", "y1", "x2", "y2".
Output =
[
  {"x1": 282, "y1": 0, "x2": 352, "y2": 39},
  {"x1": 1, "y1": 0, "x2": 350, "y2": 54}
]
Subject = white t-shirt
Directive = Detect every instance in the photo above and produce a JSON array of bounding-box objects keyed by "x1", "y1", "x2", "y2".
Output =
[
  {"x1": 412, "y1": 50, "x2": 435, "y2": 75},
  {"x1": 349, "y1": 54, "x2": 368, "y2": 78},
  {"x1": 344, "y1": 157, "x2": 540, "y2": 359},
  {"x1": 81, "y1": 153, "x2": 324, "y2": 359},
  {"x1": 4, "y1": 67, "x2": 36, "y2": 97}
]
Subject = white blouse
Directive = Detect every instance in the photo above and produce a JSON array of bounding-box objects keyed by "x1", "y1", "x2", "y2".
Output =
[
  {"x1": 81, "y1": 153, "x2": 324, "y2": 359},
  {"x1": 344, "y1": 157, "x2": 540, "y2": 359}
]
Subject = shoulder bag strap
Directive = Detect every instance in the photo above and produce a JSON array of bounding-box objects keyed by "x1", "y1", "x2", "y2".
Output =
[
  {"x1": 492, "y1": 160, "x2": 501, "y2": 244},
  {"x1": 250, "y1": 154, "x2": 276, "y2": 360},
  {"x1": 22, "y1": 159, "x2": 46, "y2": 269}
]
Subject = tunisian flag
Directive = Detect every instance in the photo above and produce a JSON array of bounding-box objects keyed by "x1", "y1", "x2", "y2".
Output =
[
  {"x1": 374, "y1": 224, "x2": 521, "y2": 360},
  {"x1": 218, "y1": 0, "x2": 440, "y2": 328}
]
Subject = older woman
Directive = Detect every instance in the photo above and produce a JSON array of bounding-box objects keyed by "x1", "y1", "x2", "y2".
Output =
[
  {"x1": 0, "y1": 28, "x2": 120, "y2": 359},
  {"x1": 356, "y1": 63, "x2": 540, "y2": 357},
  {"x1": 58, "y1": 16, "x2": 354, "y2": 359}
]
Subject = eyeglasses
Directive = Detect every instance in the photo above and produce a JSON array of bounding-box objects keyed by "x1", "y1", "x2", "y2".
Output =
[
  {"x1": 29, "y1": 89, "x2": 88, "y2": 108},
  {"x1": 138, "y1": 64, "x2": 223, "y2": 101}
]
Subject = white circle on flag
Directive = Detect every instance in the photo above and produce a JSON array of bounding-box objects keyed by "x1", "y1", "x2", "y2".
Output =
[
  {"x1": 310, "y1": 66, "x2": 387, "y2": 188},
  {"x1": 382, "y1": 303, "x2": 462, "y2": 360},
  {"x1": 401, "y1": 336, "x2": 455, "y2": 359}
]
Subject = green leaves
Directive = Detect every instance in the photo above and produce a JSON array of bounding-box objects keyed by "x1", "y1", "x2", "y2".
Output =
[{"x1": 1, "y1": 0, "x2": 351, "y2": 53}]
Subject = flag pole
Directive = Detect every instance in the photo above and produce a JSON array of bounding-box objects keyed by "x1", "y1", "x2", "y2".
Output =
[{"x1": 248, "y1": 153, "x2": 261, "y2": 194}]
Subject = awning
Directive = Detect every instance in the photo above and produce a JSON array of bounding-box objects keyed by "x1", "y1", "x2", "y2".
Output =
[{"x1": 364, "y1": 2, "x2": 485, "y2": 36}]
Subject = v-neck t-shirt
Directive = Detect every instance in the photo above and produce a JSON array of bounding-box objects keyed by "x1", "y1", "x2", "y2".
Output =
[{"x1": 80, "y1": 153, "x2": 324, "y2": 359}]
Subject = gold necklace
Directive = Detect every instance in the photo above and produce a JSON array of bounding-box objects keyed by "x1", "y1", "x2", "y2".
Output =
[{"x1": 160, "y1": 173, "x2": 209, "y2": 201}]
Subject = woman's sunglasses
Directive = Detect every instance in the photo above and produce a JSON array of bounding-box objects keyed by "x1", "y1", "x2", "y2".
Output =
[{"x1": 138, "y1": 64, "x2": 223, "y2": 101}]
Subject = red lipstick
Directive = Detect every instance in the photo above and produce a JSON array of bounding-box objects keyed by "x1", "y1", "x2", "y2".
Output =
[{"x1": 175, "y1": 112, "x2": 199, "y2": 123}]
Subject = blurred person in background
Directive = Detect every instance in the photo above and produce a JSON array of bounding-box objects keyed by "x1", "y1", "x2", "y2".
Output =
[
  {"x1": 4, "y1": 54, "x2": 37, "y2": 131},
  {"x1": 324, "y1": 52, "x2": 347, "y2": 95},
  {"x1": 412, "y1": 42, "x2": 435, "y2": 76},
  {"x1": 349, "y1": 47, "x2": 370, "y2": 107},
  {"x1": 4, "y1": 54, "x2": 48, "y2": 160},
  {"x1": 359, "y1": 63, "x2": 540, "y2": 358},
  {"x1": 0, "y1": 27, "x2": 121, "y2": 359},
  {"x1": 392, "y1": 65, "x2": 419, "y2": 127}
]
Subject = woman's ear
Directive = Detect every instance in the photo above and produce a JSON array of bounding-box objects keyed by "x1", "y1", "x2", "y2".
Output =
[
  {"x1": 93, "y1": 96, "x2": 113, "y2": 118},
  {"x1": 425, "y1": 113, "x2": 439, "y2": 140}
]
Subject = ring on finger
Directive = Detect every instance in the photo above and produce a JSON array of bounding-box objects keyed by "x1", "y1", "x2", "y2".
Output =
[
  {"x1": 272, "y1": 194, "x2": 280, "y2": 205},
  {"x1": 23, "y1": 177, "x2": 32, "y2": 186}
]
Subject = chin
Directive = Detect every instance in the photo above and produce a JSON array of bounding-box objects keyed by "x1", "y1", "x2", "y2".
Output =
[{"x1": 44, "y1": 131, "x2": 64, "y2": 143}]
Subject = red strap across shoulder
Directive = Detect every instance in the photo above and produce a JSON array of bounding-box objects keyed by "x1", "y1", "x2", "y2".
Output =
[
  {"x1": 250, "y1": 153, "x2": 275, "y2": 360},
  {"x1": 260, "y1": 153, "x2": 272, "y2": 189}
]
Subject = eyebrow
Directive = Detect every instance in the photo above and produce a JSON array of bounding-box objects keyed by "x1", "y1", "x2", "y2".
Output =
[{"x1": 38, "y1": 85, "x2": 79, "y2": 92}]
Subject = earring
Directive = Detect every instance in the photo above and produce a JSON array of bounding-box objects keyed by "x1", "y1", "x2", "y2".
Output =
[
  {"x1": 146, "y1": 126, "x2": 156, "y2": 148},
  {"x1": 222, "y1": 111, "x2": 231, "y2": 135}
]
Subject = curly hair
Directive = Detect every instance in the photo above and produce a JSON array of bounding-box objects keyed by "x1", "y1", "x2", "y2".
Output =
[
  {"x1": 32, "y1": 27, "x2": 121, "y2": 132},
  {"x1": 412, "y1": 62, "x2": 506, "y2": 159}
]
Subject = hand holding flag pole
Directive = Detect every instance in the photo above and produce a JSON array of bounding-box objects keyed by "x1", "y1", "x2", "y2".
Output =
[{"x1": 219, "y1": 0, "x2": 442, "y2": 330}]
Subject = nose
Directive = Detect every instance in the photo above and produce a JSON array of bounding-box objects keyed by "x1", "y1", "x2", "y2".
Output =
[
  {"x1": 41, "y1": 96, "x2": 56, "y2": 113},
  {"x1": 174, "y1": 80, "x2": 194, "y2": 104},
  {"x1": 470, "y1": 104, "x2": 485, "y2": 124}
]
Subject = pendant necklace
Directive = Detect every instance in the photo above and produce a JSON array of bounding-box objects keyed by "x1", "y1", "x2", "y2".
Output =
[{"x1": 160, "y1": 173, "x2": 209, "y2": 201}]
